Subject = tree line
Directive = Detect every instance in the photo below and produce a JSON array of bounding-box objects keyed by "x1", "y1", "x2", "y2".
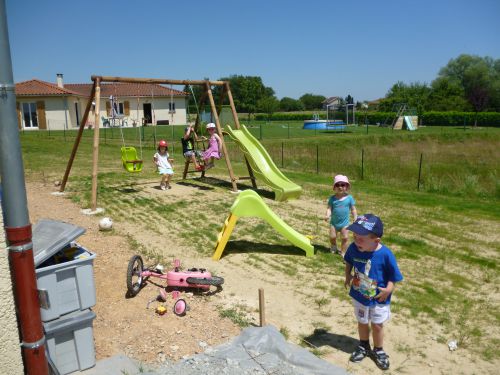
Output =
[{"x1": 185, "y1": 54, "x2": 499, "y2": 117}]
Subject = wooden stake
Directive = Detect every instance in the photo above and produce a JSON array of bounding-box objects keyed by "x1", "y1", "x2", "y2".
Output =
[
  {"x1": 206, "y1": 82, "x2": 238, "y2": 192},
  {"x1": 259, "y1": 288, "x2": 266, "y2": 327},
  {"x1": 60, "y1": 82, "x2": 96, "y2": 191}
]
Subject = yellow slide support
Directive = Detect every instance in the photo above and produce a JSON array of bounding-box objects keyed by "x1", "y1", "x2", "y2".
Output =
[{"x1": 212, "y1": 190, "x2": 314, "y2": 260}]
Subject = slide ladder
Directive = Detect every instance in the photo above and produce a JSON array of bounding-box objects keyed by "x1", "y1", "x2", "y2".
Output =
[
  {"x1": 225, "y1": 125, "x2": 302, "y2": 201},
  {"x1": 213, "y1": 190, "x2": 314, "y2": 260}
]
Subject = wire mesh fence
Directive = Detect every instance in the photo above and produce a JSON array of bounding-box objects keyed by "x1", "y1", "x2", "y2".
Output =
[{"x1": 20, "y1": 124, "x2": 499, "y2": 198}]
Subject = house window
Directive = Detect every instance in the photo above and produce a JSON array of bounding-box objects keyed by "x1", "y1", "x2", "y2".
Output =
[
  {"x1": 74, "y1": 102, "x2": 80, "y2": 126},
  {"x1": 22, "y1": 102, "x2": 38, "y2": 128},
  {"x1": 111, "y1": 101, "x2": 125, "y2": 116},
  {"x1": 169, "y1": 102, "x2": 175, "y2": 113}
]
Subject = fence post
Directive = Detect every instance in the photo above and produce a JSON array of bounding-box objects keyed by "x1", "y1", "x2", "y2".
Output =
[
  {"x1": 361, "y1": 148, "x2": 364, "y2": 180},
  {"x1": 281, "y1": 142, "x2": 284, "y2": 168},
  {"x1": 63, "y1": 126, "x2": 66, "y2": 142},
  {"x1": 287, "y1": 123, "x2": 290, "y2": 139},
  {"x1": 259, "y1": 123, "x2": 262, "y2": 140},
  {"x1": 417, "y1": 153, "x2": 423, "y2": 191},
  {"x1": 316, "y1": 144, "x2": 319, "y2": 174},
  {"x1": 463, "y1": 116, "x2": 466, "y2": 131}
]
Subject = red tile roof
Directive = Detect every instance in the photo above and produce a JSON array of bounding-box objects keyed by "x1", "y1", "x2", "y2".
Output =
[
  {"x1": 15, "y1": 79, "x2": 187, "y2": 98},
  {"x1": 65, "y1": 83, "x2": 187, "y2": 98},
  {"x1": 15, "y1": 79, "x2": 84, "y2": 96}
]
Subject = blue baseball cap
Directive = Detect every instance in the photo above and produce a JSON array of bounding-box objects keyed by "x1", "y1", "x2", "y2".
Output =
[{"x1": 347, "y1": 214, "x2": 384, "y2": 238}]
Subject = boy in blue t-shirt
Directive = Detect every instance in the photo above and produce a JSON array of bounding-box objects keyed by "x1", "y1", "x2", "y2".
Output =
[{"x1": 344, "y1": 214, "x2": 403, "y2": 371}]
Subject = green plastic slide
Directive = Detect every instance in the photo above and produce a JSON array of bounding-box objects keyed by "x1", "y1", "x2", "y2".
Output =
[
  {"x1": 230, "y1": 190, "x2": 313, "y2": 257},
  {"x1": 225, "y1": 125, "x2": 302, "y2": 201}
]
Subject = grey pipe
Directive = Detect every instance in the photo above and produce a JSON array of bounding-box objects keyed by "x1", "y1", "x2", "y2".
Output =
[{"x1": 0, "y1": 0, "x2": 30, "y2": 227}]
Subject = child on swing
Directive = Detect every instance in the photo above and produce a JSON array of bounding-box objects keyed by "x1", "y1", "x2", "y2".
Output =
[
  {"x1": 153, "y1": 140, "x2": 174, "y2": 190},
  {"x1": 203, "y1": 123, "x2": 222, "y2": 169},
  {"x1": 182, "y1": 125, "x2": 204, "y2": 171}
]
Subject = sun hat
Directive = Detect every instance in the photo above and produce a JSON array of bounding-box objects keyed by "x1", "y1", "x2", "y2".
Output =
[
  {"x1": 333, "y1": 174, "x2": 350, "y2": 187},
  {"x1": 347, "y1": 214, "x2": 384, "y2": 238},
  {"x1": 206, "y1": 123, "x2": 216, "y2": 129}
]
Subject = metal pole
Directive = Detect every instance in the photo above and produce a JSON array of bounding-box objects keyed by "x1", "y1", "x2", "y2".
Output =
[
  {"x1": 361, "y1": 148, "x2": 364, "y2": 180},
  {"x1": 0, "y1": 0, "x2": 48, "y2": 372},
  {"x1": 316, "y1": 144, "x2": 319, "y2": 174},
  {"x1": 417, "y1": 153, "x2": 423, "y2": 191},
  {"x1": 281, "y1": 142, "x2": 284, "y2": 168}
]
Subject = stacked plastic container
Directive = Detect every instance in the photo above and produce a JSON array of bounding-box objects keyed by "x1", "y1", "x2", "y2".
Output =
[{"x1": 33, "y1": 219, "x2": 97, "y2": 375}]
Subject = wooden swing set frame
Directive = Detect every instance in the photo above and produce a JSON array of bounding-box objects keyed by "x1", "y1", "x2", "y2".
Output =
[{"x1": 59, "y1": 75, "x2": 257, "y2": 211}]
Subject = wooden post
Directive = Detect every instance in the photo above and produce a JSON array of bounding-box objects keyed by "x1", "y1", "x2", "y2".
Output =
[
  {"x1": 259, "y1": 288, "x2": 266, "y2": 327},
  {"x1": 417, "y1": 153, "x2": 423, "y2": 191},
  {"x1": 226, "y1": 82, "x2": 256, "y2": 187},
  {"x1": 90, "y1": 78, "x2": 101, "y2": 211},
  {"x1": 206, "y1": 82, "x2": 238, "y2": 192},
  {"x1": 225, "y1": 82, "x2": 242, "y2": 131},
  {"x1": 60, "y1": 82, "x2": 96, "y2": 191}
]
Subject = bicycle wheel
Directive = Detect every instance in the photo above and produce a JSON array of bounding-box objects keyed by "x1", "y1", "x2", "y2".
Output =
[
  {"x1": 186, "y1": 275, "x2": 224, "y2": 286},
  {"x1": 126, "y1": 255, "x2": 144, "y2": 297}
]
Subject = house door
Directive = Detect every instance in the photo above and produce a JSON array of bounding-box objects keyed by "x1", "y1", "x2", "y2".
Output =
[{"x1": 143, "y1": 103, "x2": 152, "y2": 125}]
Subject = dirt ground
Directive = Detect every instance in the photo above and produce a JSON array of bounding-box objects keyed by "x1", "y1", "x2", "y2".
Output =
[{"x1": 26, "y1": 180, "x2": 497, "y2": 374}]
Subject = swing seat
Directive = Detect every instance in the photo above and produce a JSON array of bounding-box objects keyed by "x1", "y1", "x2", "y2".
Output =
[{"x1": 121, "y1": 147, "x2": 143, "y2": 173}]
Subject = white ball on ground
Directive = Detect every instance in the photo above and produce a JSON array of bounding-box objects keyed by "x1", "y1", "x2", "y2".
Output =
[{"x1": 98, "y1": 217, "x2": 113, "y2": 231}]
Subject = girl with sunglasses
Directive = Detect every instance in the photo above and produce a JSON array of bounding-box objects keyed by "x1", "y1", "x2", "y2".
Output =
[{"x1": 325, "y1": 174, "x2": 357, "y2": 256}]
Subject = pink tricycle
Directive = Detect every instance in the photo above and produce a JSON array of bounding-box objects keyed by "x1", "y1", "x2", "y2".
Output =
[{"x1": 126, "y1": 255, "x2": 224, "y2": 298}]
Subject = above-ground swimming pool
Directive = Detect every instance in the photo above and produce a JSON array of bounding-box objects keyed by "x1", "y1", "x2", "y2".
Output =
[{"x1": 303, "y1": 120, "x2": 346, "y2": 130}]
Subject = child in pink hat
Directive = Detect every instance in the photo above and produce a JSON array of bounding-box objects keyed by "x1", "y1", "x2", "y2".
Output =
[{"x1": 324, "y1": 174, "x2": 357, "y2": 256}]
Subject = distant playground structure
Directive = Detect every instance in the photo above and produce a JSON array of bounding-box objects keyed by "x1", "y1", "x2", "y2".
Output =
[
  {"x1": 388, "y1": 103, "x2": 418, "y2": 131},
  {"x1": 302, "y1": 102, "x2": 353, "y2": 131},
  {"x1": 59, "y1": 75, "x2": 302, "y2": 210}
]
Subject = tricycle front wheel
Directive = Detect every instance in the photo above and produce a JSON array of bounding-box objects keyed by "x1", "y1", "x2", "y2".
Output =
[{"x1": 126, "y1": 255, "x2": 144, "y2": 297}]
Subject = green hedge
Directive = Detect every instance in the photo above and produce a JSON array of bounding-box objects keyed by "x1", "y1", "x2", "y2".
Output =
[
  {"x1": 253, "y1": 111, "x2": 500, "y2": 126},
  {"x1": 421, "y1": 111, "x2": 500, "y2": 126}
]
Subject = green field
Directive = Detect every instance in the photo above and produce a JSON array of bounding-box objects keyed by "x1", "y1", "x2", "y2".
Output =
[
  {"x1": 18, "y1": 124, "x2": 500, "y2": 363},
  {"x1": 22, "y1": 123, "x2": 500, "y2": 198}
]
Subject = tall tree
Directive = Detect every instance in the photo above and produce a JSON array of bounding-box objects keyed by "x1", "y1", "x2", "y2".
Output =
[
  {"x1": 218, "y1": 75, "x2": 276, "y2": 119},
  {"x1": 299, "y1": 93, "x2": 326, "y2": 110},
  {"x1": 434, "y1": 54, "x2": 500, "y2": 122},
  {"x1": 279, "y1": 97, "x2": 304, "y2": 112},
  {"x1": 257, "y1": 96, "x2": 280, "y2": 118},
  {"x1": 379, "y1": 81, "x2": 431, "y2": 117}
]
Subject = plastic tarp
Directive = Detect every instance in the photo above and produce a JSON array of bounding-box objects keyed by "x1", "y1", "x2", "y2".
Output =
[{"x1": 81, "y1": 325, "x2": 350, "y2": 375}]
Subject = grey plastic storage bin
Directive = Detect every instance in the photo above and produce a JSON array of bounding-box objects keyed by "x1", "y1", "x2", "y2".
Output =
[
  {"x1": 33, "y1": 219, "x2": 96, "y2": 322},
  {"x1": 44, "y1": 309, "x2": 96, "y2": 375}
]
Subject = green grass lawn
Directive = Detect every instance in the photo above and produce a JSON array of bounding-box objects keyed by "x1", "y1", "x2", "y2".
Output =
[{"x1": 18, "y1": 124, "x2": 500, "y2": 362}]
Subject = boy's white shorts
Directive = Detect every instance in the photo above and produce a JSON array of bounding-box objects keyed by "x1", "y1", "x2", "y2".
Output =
[{"x1": 352, "y1": 299, "x2": 391, "y2": 325}]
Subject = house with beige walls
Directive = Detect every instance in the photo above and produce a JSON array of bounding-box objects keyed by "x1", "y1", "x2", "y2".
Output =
[{"x1": 14, "y1": 74, "x2": 188, "y2": 131}]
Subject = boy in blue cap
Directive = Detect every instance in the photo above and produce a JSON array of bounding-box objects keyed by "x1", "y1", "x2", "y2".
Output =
[{"x1": 344, "y1": 214, "x2": 403, "y2": 370}]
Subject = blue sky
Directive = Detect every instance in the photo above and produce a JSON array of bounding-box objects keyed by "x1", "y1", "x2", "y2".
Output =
[{"x1": 5, "y1": 0, "x2": 500, "y2": 102}]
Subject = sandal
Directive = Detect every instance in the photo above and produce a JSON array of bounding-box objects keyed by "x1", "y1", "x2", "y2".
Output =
[
  {"x1": 370, "y1": 349, "x2": 390, "y2": 370},
  {"x1": 349, "y1": 345, "x2": 369, "y2": 363}
]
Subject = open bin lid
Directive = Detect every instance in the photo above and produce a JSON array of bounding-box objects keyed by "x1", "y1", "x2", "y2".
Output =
[{"x1": 32, "y1": 219, "x2": 86, "y2": 267}]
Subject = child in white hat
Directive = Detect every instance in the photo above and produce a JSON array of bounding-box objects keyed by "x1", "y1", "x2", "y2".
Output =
[
  {"x1": 202, "y1": 123, "x2": 222, "y2": 169},
  {"x1": 324, "y1": 174, "x2": 357, "y2": 256}
]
